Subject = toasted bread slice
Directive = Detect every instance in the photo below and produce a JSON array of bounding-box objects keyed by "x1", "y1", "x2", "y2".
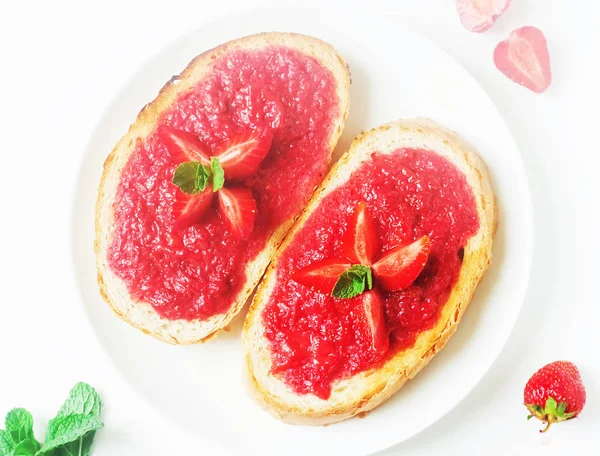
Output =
[
  {"x1": 95, "y1": 33, "x2": 350, "y2": 344},
  {"x1": 243, "y1": 118, "x2": 496, "y2": 425}
]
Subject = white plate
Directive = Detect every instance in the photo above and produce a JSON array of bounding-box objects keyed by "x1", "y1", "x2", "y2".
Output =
[{"x1": 72, "y1": 7, "x2": 532, "y2": 456}]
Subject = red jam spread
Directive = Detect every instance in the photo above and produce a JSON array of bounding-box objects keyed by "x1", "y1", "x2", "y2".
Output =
[
  {"x1": 108, "y1": 47, "x2": 339, "y2": 320},
  {"x1": 263, "y1": 149, "x2": 480, "y2": 399}
]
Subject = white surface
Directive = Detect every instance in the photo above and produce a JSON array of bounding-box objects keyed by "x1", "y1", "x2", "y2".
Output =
[
  {"x1": 70, "y1": 7, "x2": 531, "y2": 456},
  {"x1": 0, "y1": 1, "x2": 598, "y2": 455}
]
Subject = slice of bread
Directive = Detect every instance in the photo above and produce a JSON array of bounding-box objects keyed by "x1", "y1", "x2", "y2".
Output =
[
  {"x1": 243, "y1": 118, "x2": 496, "y2": 425},
  {"x1": 95, "y1": 33, "x2": 350, "y2": 344}
]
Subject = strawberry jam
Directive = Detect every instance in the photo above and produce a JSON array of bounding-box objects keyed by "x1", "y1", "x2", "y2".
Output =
[
  {"x1": 263, "y1": 149, "x2": 479, "y2": 399},
  {"x1": 108, "y1": 47, "x2": 339, "y2": 320}
]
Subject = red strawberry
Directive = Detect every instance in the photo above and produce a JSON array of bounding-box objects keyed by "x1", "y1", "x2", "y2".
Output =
[
  {"x1": 494, "y1": 26, "x2": 552, "y2": 93},
  {"x1": 524, "y1": 361, "x2": 586, "y2": 432},
  {"x1": 292, "y1": 258, "x2": 352, "y2": 295},
  {"x1": 350, "y1": 290, "x2": 389, "y2": 358},
  {"x1": 372, "y1": 236, "x2": 431, "y2": 292},
  {"x1": 217, "y1": 187, "x2": 257, "y2": 238},
  {"x1": 172, "y1": 188, "x2": 213, "y2": 230},
  {"x1": 456, "y1": 0, "x2": 511, "y2": 33},
  {"x1": 341, "y1": 202, "x2": 380, "y2": 265},
  {"x1": 214, "y1": 131, "x2": 273, "y2": 179},
  {"x1": 158, "y1": 125, "x2": 211, "y2": 165}
]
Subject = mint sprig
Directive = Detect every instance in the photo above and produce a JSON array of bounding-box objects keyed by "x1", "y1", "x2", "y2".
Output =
[
  {"x1": 0, "y1": 383, "x2": 103, "y2": 456},
  {"x1": 172, "y1": 162, "x2": 211, "y2": 194},
  {"x1": 332, "y1": 265, "x2": 373, "y2": 299},
  {"x1": 210, "y1": 157, "x2": 225, "y2": 192}
]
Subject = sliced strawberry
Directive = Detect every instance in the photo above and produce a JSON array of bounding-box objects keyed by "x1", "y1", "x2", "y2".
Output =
[
  {"x1": 214, "y1": 131, "x2": 273, "y2": 179},
  {"x1": 217, "y1": 187, "x2": 257, "y2": 238},
  {"x1": 172, "y1": 188, "x2": 213, "y2": 230},
  {"x1": 494, "y1": 26, "x2": 552, "y2": 93},
  {"x1": 456, "y1": 0, "x2": 511, "y2": 33},
  {"x1": 341, "y1": 202, "x2": 380, "y2": 265},
  {"x1": 158, "y1": 125, "x2": 211, "y2": 165},
  {"x1": 350, "y1": 290, "x2": 389, "y2": 358},
  {"x1": 292, "y1": 258, "x2": 352, "y2": 295},
  {"x1": 372, "y1": 235, "x2": 431, "y2": 292}
]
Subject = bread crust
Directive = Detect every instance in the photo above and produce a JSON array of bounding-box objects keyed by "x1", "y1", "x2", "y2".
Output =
[
  {"x1": 242, "y1": 118, "x2": 497, "y2": 425},
  {"x1": 95, "y1": 33, "x2": 351, "y2": 344}
]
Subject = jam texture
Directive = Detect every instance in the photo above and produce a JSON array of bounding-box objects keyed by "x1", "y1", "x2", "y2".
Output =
[
  {"x1": 263, "y1": 149, "x2": 480, "y2": 399},
  {"x1": 108, "y1": 47, "x2": 339, "y2": 320}
]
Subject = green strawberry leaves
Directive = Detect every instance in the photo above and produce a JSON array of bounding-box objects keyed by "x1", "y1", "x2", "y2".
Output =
[
  {"x1": 0, "y1": 383, "x2": 103, "y2": 456},
  {"x1": 211, "y1": 157, "x2": 225, "y2": 192},
  {"x1": 332, "y1": 265, "x2": 373, "y2": 299},
  {"x1": 173, "y1": 157, "x2": 226, "y2": 194}
]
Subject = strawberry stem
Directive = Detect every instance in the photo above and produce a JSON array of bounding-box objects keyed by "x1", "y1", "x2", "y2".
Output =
[{"x1": 540, "y1": 416, "x2": 554, "y2": 433}]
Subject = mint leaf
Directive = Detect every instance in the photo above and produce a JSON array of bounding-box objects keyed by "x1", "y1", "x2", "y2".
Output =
[
  {"x1": 44, "y1": 433, "x2": 96, "y2": 456},
  {"x1": 210, "y1": 157, "x2": 225, "y2": 192},
  {"x1": 332, "y1": 265, "x2": 373, "y2": 299},
  {"x1": 172, "y1": 162, "x2": 210, "y2": 194},
  {"x1": 0, "y1": 409, "x2": 40, "y2": 456},
  {"x1": 35, "y1": 383, "x2": 103, "y2": 456},
  {"x1": 37, "y1": 416, "x2": 102, "y2": 455},
  {"x1": 54, "y1": 384, "x2": 101, "y2": 419}
]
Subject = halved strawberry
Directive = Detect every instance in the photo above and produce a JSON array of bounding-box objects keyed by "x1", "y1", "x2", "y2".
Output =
[
  {"x1": 158, "y1": 125, "x2": 211, "y2": 165},
  {"x1": 456, "y1": 0, "x2": 511, "y2": 33},
  {"x1": 172, "y1": 187, "x2": 213, "y2": 230},
  {"x1": 341, "y1": 202, "x2": 380, "y2": 265},
  {"x1": 494, "y1": 26, "x2": 552, "y2": 93},
  {"x1": 214, "y1": 131, "x2": 273, "y2": 179},
  {"x1": 372, "y1": 235, "x2": 431, "y2": 292},
  {"x1": 217, "y1": 187, "x2": 257, "y2": 238},
  {"x1": 292, "y1": 258, "x2": 352, "y2": 295},
  {"x1": 350, "y1": 290, "x2": 389, "y2": 358}
]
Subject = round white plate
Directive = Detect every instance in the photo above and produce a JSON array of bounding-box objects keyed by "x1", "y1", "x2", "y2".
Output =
[{"x1": 72, "y1": 7, "x2": 532, "y2": 456}]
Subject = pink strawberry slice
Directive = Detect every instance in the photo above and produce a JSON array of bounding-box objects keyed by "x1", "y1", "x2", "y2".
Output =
[
  {"x1": 214, "y1": 131, "x2": 273, "y2": 179},
  {"x1": 494, "y1": 26, "x2": 552, "y2": 93},
  {"x1": 372, "y1": 235, "x2": 431, "y2": 292},
  {"x1": 217, "y1": 187, "x2": 257, "y2": 238},
  {"x1": 292, "y1": 258, "x2": 353, "y2": 295},
  {"x1": 172, "y1": 188, "x2": 213, "y2": 230},
  {"x1": 456, "y1": 0, "x2": 511, "y2": 33},
  {"x1": 158, "y1": 125, "x2": 211, "y2": 164},
  {"x1": 341, "y1": 202, "x2": 380, "y2": 265},
  {"x1": 350, "y1": 290, "x2": 389, "y2": 358}
]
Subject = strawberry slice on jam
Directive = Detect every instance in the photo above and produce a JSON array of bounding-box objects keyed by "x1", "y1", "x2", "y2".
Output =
[
  {"x1": 214, "y1": 131, "x2": 273, "y2": 179},
  {"x1": 172, "y1": 188, "x2": 214, "y2": 230},
  {"x1": 341, "y1": 201, "x2": 380, "y2": 265},
  {"x1": 217, "y1": 187, "x2": 257, "y2": 238},
  {"x1": 292, "y1": 258, "x2": 353, "y2": 295},
  {"x1": 158, "y1": 125, "x2": 211, "y2": 165},
  {"x1": 350, "y1": 290, "x2": 389, "y2": 358},
  {"x1": 372, "y1": 235, "x2": 431, "y2": 292}
]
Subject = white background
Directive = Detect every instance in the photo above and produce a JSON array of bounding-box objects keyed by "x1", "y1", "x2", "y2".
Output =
[{"x1": 0, "y1": 1, "x2": 598, "y2": 455}]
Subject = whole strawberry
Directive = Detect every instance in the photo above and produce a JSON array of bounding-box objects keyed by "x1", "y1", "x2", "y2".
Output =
[{"x1": 524, "y1": 361, "x2": 586, "y2": 432}]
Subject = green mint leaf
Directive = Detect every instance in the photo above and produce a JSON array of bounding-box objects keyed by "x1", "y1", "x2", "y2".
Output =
[
  {"x1": 526, "y1": 415, "x2": 533, "y2": 420},
  {"x1": 210, "y1": 157, "x2": 225, "y2": 192},
  {"x1": 172, "y1": 162, "x2": 210, "y2": 194},
  {"x1": 37, "y1": 416, "x2": 103, "y2": 455},
  {"x1": 0, "y1": 431, "x2": 13, "y2": 456},
  {"x1": 35, "y1": 383, "x2": 103, "y2": 456},
  {"x1": 366, "y1": 267, "x2": 373, "y2": 290},
  {"x1": 44, "y1": 432, "x2": 96, "y2": 456},
  {"x1": 55, "y1": 383, "x2": 101, "y2": 419},
  {"x1": 0, "y1": 409, "x2": 40, "y2": 455},
  {"x1": 332, "y1": 265, "x2": 372, "y2": 299}
]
